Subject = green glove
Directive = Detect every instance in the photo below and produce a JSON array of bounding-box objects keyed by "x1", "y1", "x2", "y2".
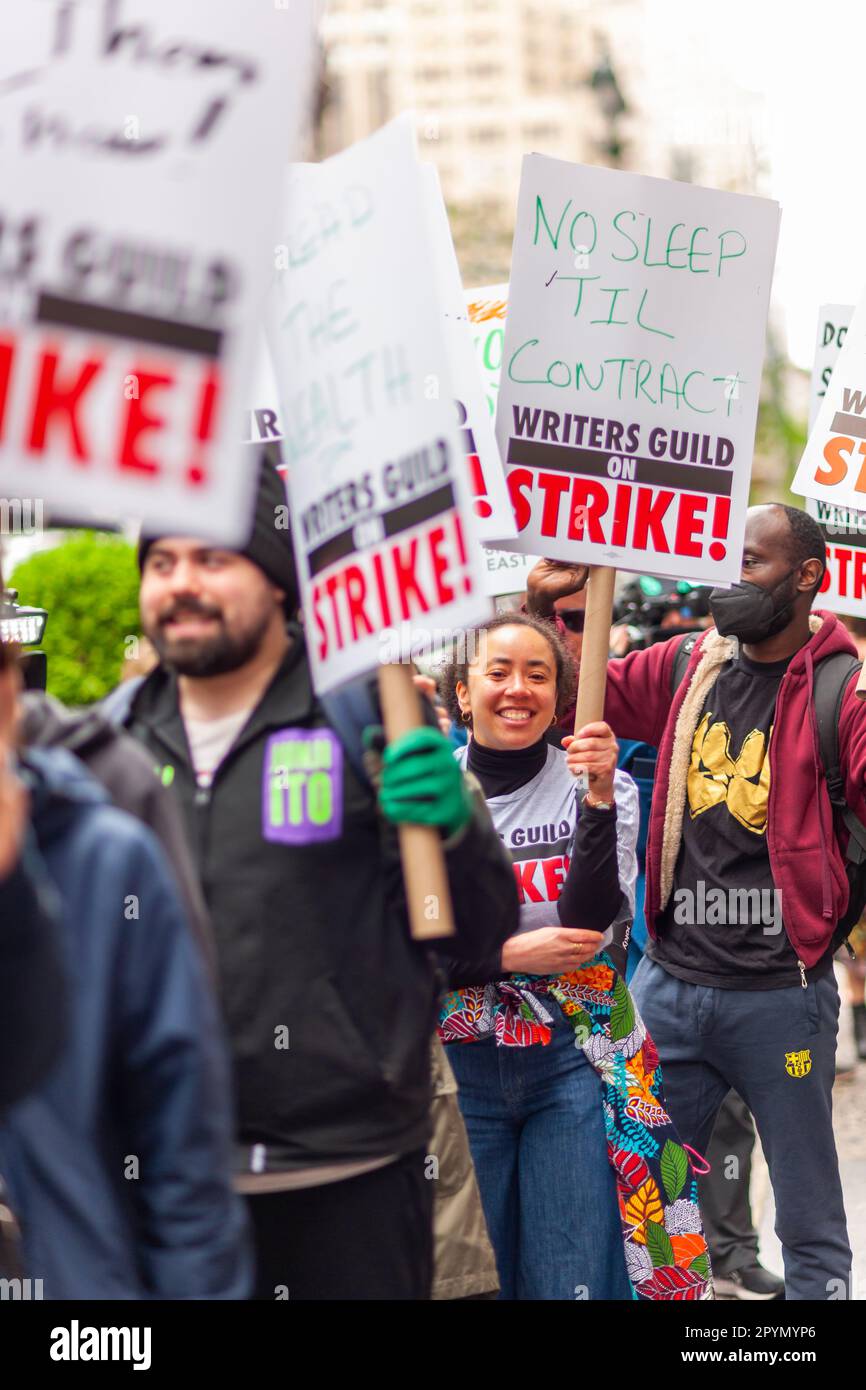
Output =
[{"x1": 377, "y1": 726, "x2": 473, "y2": 838}]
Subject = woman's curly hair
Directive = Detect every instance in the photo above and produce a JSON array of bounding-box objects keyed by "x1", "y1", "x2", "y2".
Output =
[{"x1": 438, "y1": 611, "x2": 576, "y2": 727}]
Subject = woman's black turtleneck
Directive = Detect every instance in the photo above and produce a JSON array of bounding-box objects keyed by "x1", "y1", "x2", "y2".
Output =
[{"x1": 466, "y1": 735, "x2": 548, "y2": 798}]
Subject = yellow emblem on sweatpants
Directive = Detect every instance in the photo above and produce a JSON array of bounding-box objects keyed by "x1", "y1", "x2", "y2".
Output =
[{"x1": 785, "y1": 1050, "x2": 812, "y2": 1078}]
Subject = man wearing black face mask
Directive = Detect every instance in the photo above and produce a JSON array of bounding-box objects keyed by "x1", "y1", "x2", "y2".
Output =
[
  {"x1": 527, "y1": 504, "x2": 856, "y2": 1301},
  {"x1": 709, "y1": 561, "x2": 802, "y2": 644}
]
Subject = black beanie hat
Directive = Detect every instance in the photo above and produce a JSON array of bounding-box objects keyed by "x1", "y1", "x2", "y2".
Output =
[{"x1": 138, "y1": 449, "x2": 298, "y2": 614}]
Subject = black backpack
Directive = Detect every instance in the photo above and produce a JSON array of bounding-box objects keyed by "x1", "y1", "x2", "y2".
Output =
[{"x1": 671, "y1": 633, "x2": 866, "y2": 949}]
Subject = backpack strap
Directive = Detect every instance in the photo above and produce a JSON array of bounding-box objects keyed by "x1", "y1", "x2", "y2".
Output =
[
  {"x1": 813, "y1": 652, "x2": 866, "y2": 866},
  {"x1": 669, "y1": 632, "x2": 701, "y2": 696}
]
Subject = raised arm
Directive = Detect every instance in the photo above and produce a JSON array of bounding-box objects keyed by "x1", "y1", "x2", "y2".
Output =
[{"x1": 525, "y1": 559, "x2": 680, "y2": 746}]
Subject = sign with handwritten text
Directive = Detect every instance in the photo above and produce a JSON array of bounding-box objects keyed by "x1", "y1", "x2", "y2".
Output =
[
  {"x1": 465, "y1": 284, "x2": 538, "y2": 593},
  {"x1": 493, "y1": 156, "x2": 780, "y2": 584},
  {"x1": 467, "y1": 283, "x2": 508, "y2": 423},
  {"x1": 423, "y1": 180, "x2": 514, "y2": 543},
  {"x1": 0, "y1": 0, "x2": 315, "y2": 542},
  {"x1": 792, "y1": 293, "x2": 866, "y2": 626},
  {"x1": 800, "y1": 305, "x2": 865, "y2": 616},
  {"x1": 267, "y1": 117, "x2": 488, "y2": 694}
]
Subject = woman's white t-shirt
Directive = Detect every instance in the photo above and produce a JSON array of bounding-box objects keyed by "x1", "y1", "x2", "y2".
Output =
[{"x1": 456, "y1": 743, "x2": 639, "y2": 938}]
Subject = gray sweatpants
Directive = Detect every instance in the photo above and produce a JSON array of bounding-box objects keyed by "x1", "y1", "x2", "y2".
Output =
[{"x1": 631, "y1": 957, "x2": 851, "y2": 1300}]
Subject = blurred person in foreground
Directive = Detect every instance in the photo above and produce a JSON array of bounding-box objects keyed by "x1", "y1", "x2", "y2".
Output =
[
  {"x1": 0, "y1": 645, "x2": 65, "y2": 1118},
  {"x1": 103, "y1": 452, "x2": 518, "y2": 1301},
  {"x1": 0, "y1": 640, "x2": 249, "y2": 1298}
]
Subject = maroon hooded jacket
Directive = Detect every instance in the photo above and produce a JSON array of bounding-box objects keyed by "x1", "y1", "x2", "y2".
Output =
[{"x1": 581, "y1": 611, "x2": 866, "y2": 970}]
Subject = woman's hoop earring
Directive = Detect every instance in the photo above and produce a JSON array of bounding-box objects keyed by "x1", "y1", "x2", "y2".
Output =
[{"x1": 461, "y1": 710, "x2": 472, "y2": 726}]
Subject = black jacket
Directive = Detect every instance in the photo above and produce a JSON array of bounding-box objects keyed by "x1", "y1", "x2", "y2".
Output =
[{"x1": 103, "y1": 627, "x2": 518, "y2": 1173}]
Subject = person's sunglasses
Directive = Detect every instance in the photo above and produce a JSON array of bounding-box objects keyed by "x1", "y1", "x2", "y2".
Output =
[{"x1": 559, "y1": 610, "x2": 586, "y2": 634}]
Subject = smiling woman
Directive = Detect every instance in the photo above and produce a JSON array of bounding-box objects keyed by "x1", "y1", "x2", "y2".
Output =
[
  {"x1": 435, "y1": 612, "x2": 651, "y2": 1299},
  {"x1": 435, "y1": 611, "x2": 711, "y2": 1300},
  {"x1": 441, "y1": 611, "x2": 575, "y2": 740}
]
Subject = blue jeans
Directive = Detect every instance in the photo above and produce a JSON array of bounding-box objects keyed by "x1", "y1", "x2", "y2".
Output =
[
  {"x1": 446, "y1": 1014, "x2": 632, "y2": 1301},
  {"x1": 631, "y1": 957, "x2": 851, "y2": 1300}
]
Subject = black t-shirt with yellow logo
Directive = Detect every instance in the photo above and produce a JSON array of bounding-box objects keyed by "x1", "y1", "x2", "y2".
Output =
[{"x1": 650, "y1": 651, "x2": 834, "y2": 990}]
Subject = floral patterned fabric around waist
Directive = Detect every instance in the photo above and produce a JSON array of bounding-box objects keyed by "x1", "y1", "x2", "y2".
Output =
[{"x1": 438, "y1": 958, "x2": 714, "y2": 1302}]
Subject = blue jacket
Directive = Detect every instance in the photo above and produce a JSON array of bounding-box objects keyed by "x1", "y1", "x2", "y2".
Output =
[
  {"x1": 0, "y1": 747, "x2": 251, "y2": 1299},
  {"x1": 0, "y1": 848, "x2": 65, "y2": 1115}
]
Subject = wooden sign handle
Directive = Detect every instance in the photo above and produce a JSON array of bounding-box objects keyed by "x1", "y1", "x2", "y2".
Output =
[
  {"x1": 856, "y1": 664, "x2": 866, "y2": 701},
  {"x1": 573, "y1": 565, "x2": 617, "y2": 733},
  {"x1": 378, "y1": 662, "x2": 456, "y2": 940}
]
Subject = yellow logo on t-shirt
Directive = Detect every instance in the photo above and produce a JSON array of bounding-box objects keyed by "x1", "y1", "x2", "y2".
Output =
[{"x1": 686, "y1": 713, "x2": 772, "y2": 834}]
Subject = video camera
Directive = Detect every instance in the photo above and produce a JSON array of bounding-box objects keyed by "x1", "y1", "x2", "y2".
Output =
[
  {"x1": 612, "y1": 575, "x2": 710, "y2": 653},
  {"x1": 0, "y1": 590, "x2": 48, "y2": 690}
]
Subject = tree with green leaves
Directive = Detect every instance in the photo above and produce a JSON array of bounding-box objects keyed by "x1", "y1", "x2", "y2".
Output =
[{"x1": 10, "y1": 532, "x2": 142, "y2": 707}]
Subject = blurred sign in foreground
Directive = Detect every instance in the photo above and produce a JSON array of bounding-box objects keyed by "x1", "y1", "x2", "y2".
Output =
[{"x1": 0, "y1": 0, "x2": 315, "y2": 543}]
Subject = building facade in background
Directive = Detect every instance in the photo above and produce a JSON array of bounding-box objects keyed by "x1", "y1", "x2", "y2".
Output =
[{"x1": 318, "y1": 0, "x2": 800, "y2": 497}]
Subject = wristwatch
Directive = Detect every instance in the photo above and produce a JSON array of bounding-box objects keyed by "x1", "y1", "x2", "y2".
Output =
[{"x1": 583, "y1": 791, "x2": 614, "y2": 812}]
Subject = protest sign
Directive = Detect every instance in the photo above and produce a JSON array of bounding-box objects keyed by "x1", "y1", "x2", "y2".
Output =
[
  {"x1": 466, "y1": 283, "x2": 538, "y2": 593},
  {"x1": 792, "y1": 297, "x2": 866, "y2": 618},
  {"x1": 266, "y1": 116, "x2": 489, "y2": 696},
  {"x1": 422, "y1": 182, "x2": 514, "y2": 542},
  {"x1": 467, "y1": 283, "x2": 509, "y2": 423},
  {"x1": 493, "y1": 156, "x2": 780, "y2": 585},
  {"x1": 481, "y1": 546, "x2": 539, "y2": 596},
  {"x1": 0, "y1": 0, "x2": 315, "y2": 542},
  {"x1": 809, "y1": 307, "x2": 853, "y2": 429},
  {"x1": 792, "y1": 288, "x2": 866, "y2": 515},
  {"x1": 242, "y1": 337, "x2": 284, "y2": 449},
  {"x1": 798, "y1": 305, "x2": 866, "y2": 616}
]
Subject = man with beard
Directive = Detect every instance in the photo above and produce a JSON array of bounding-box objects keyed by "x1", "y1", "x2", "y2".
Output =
[
  {"x1": 526, "y1": 504, "x2": 856, "y2": 1301},
  {"x1": 104, "y1": 453, "x2": 518, "y2": 1301}
]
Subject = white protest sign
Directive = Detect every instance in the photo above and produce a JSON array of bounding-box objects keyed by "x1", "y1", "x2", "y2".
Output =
[
  {"x1": 464, "y1": 284, "x2": 538, "y2": 592},
  {"x1": 481, "y1": 546, "x2": 540, "y2": 596},
  {"x1": 809, "y1": 307, "x2": 853, "y2": 431},
  {"x1": 267, "y1": 117, "x2": 489, "y2": 694},
  {"x1": 423, "y1": 181, "x2": 514, "y2": 542},
  {"x1": 0, "y1": 0, "x2": 315, "y2": 542},
  {"x1": 792, "y1": 290, "x2": 866, "y2": 511},
  {"x1": 493, "y1": 156, "x2": 780, "y2": 584},
  {"x1": 242, "y1": 337, "x2": 284, "y2": 447},
  {"x1": 467, "y1": 283, "x2": 509, "y2": 421},
  {"x1": 799, "y1": 305, "x2": 866, "y2": 616}
]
